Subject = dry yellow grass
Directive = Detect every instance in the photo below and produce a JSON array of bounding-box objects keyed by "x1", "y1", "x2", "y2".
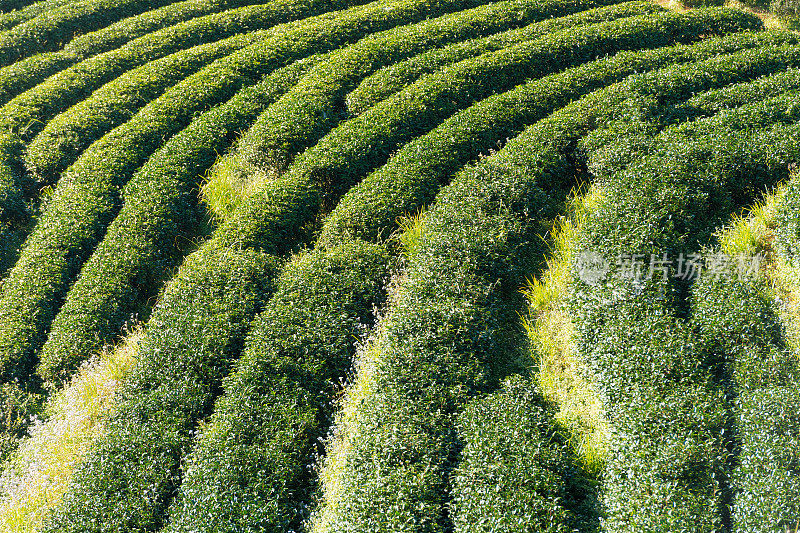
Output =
[
  {"x1": 0, "y1": 329, "x2": 141, "y2": 533},
  {"x1": 724, "y1": 0, "x2": 791, "y2": 30},
  {"x1": 653, "y1": 0, "x2": 798, "y2": 32}
]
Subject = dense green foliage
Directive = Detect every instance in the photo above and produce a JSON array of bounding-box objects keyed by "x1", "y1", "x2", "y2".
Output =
[
  {"x1": 568, "y1": 96, "x2": 800, "y2": 530},
  {"x1": 772, "y1": 0, "x2": 799, "y2": 17},
  {"x1": 165, "y1": 240, "x2": 392, "y2": 532},
  {"x1": 0, "y1": 0, "x2": 345, "y2": 136},
  {"x1": 313, "y1": 30, "x2": 800, "y2": 532},
  {"x1": 35, "y1": 0, "x2": 526, "y2": 521},
  {"x1": 692, "y1": 270, "x2": 800, "y2": 531},
  {"x1": 0, "y1": 0, "x2": 470, "y2": 395},
  {"x1": 27, "y1": 0, "x2": 509, "y2": 182},
  {"x1": 344, "y1": 0, "x2": 660, "y2": 115},
  {"x1": 0, "y1": 0, "x2": 798, "y2": 530},
  {"x1": 0, "y1": 0, "x2": 177, "y2": 67},
  {"x1": 460, "y1": 30, "x2": 796, "y2": 206},
  {"x1": 215, "y1": 7, "x2": 759, "y2": 258},
  {"x1": 212, "y1": 0, "x2": 636, "y2": 179},
  {"x1": 151, "y1": 33, "x2": 685, "y2": 523},
  {"x1": 0, "y1": 0, "x2": 83, "y2": 31},
  {"x1": 37, "y1": 56, "x2": 322, "y2": 387},
  {"x1": 150, "y1": 36, "x2": 696, "y2": 529},
  {"x1": 229, "y1": 7, "x2": 758, "y2": 200},
  {"x1": 222, "y1": 3, "x2": 660, "y2": 225},
  {"x1": 311, "y1": 131, "x2": 561, "y2": 531},
  {"x1": 0, "y1": 0, "x2": 369, "y2": 249},
  {"x1": 451, "y1": 377, "x2": 579, "y2": 533},
  {"x1": 40, "y1": 0, "x2": 501, "y2": 184},
  {"x1": 43, "y1": 243, "x2": 280, "y2": 533},
  {"x1": 0, "y1": 132, "x2": 24, "y2": 273},
  {"x1": 0, "y1": 0, "x2": 273, "y2": 107},
  {"x1": 0, "y1": 0, "x2": 33, "y2": 11},
  {"x1": 321, "y1": 37, "x2": 800, "y2": 246},
  {"x1": 25, "y1": 30, "x2": 263, "y2": 183}
]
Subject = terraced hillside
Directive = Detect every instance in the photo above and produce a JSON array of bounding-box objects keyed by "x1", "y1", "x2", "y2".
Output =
[{"x1": 0, "y1": 0, "x2": 797, "y2": 530}]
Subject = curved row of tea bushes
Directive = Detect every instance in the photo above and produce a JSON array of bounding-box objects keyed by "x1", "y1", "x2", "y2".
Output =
[
  {"x1": 0, "y1": 0, "x2": 72, "y2": 32},
  {"x1": 337, "y1": 34, "x2": 800, "y2": 531},
  {"x1": 32, "y1": 10, "x2": 690, "y2": 518},
  {"x1": 152, "y1": 44, "x2": 618, "y2": 519},
  {"x1": 217, "y1": 7, "x2": 759, "y2": 253},
  {"x1": 691, "y1": 266, "x2": 800, "y2": 532},
  {"x1": 214, "y1": 0, "x2": 632, "y2": 180},
  {"x1": 450, "y1": 376, "x2": 580, "y2": 533},
  {"x1": 320, "y1": 36, "x2": 800, "y2": 283},
  {"x1": 0, "y1": 133, "x2": 23, "y2": 274},
  {"x1": 26, "y1": 0, "x2": 501, "y2": 183},
  {"x1": 320, "y1": 39, "x2": 800, "y2": 247},
  {"x1": 40, "y1": 140, "x2": 388, "y2": 531},
  {"x1": 344, "y1": 0, "x2": 659, "y2": 116},
  {"x1": 472, "y1": 97, "x2": 799, "y2": 531},
  {"x1": 0, "y1": 0, "x2": 35, "y2": 11},
  {"x1": 0, "y1": 0, "x2": 358, "y2": 236},
  {"x1": 0, "y1": 328, "x2": 141, "y2": 533},
  {"x1": 25, "y1": 31, "x2": 265, "y2": 183},
  {"x1": 688, "y1": 173, "x2": 800, "y2": 531},
  {"x1": 0, "y1": 0, "x2": 347, "y2": 223},
  {"x1": 39, "y1": 49, "x2": 411, "y2": 521},
  {"x1": 0, "y1": 0, "x2": 457, "y2": 389},
  {"x1": 566, "y1": 98, "x2": 800, "y2": 531},
  {"x1": 0, "y1": 0, "x2": 350, "y2": 138},
  {"x1": 324, "y1": 42, "x2": 701, "y2": 245},
  {"x1": 588, "y1": 66, "x2": 800, "y2": 169},
  {"x1": 56, "y1": 0, "x2": 273, "y2": 59},
  {"x1": 43, "y1": 243, "x2": 281, "y2": 533},
  {"x1": 149, "y1": 49, "x2": 627, "y2": 526},
  {"x1": 0, "y1": 133, "x2": 23, "y2": 234},
  {"x1": 37, "y1": 55, "x2": 321, "y2": 387},
  {"x1": 311, "y1": 80, "x2": 713, "y2": 528},
  {"x1": 0, "y1": 54, "x2": 74, "y2": 109},
  {"x1": 0, "y1": 0, "x2": 275, "y2": 107},
  {"x1": 0, "y1": 134, "x2": 31, "y2": 460},
  {"x1": 467, "y1": 30, "x2": 796, "y2": 211},
  {"x1": 208, "y1": 1, "x2": 655, "y2": 221},
  {"x1": 163, "y1": 40, "x2": 786, "y2": 530},
  {"x1": 454, "y1": 49, "x2": 800, "y2": 523},
  {"x1": 578, "y1": 41, "x2": 800, "y2": 181},
  {"x1": 165, "y1": 239, "x2": 392, "y2": 532},
  {"x1": 678, "y1": 66, "x2": 800, "y2": 116},
  {"x1": 309, "y1": 123, "x2": 565, "y2": 532},
  {"x1": 0, "y1": 0, "x2": 180, "y2": 68},
  {"x1": 312, "y1": 46, "x2": 800, "y2": 533},
  {"x1": 144, "y1": 44, "x2": 685, "y2": 530},
  {"x1": 0, "y1": 134, "x2": 33, "y2": 276},
  {"x1": 322, "y1": 64, "x2": 784, "y2": 520}
]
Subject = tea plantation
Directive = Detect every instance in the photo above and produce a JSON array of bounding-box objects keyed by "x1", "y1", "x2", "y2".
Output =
[{"x1": 0, "y1": 0, "x2": 798, "y2": 530}]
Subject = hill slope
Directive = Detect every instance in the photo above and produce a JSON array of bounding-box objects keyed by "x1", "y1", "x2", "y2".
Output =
[{"x1": 0, "y1": 0, "x2": 797, "y2": 531}]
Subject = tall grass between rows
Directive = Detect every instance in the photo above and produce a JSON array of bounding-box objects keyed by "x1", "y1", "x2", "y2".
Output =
[
  {"x1": 0, "y1": 328, "x2": 141, "y2": 532},
  {"x1": 522, "y1": 185, "x2": 609, "y2": 475},
  {"x1": 718, "y1": 170, "x2": 800, "y2": 355}
]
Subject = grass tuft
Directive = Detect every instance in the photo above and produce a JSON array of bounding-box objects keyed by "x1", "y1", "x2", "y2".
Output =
[
  {"x1": 395, "y1": 210, "x2": 426, "y2": 260},
  {"x1": 200, "y1": 153, "x2": 273, "y2": 224}
]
